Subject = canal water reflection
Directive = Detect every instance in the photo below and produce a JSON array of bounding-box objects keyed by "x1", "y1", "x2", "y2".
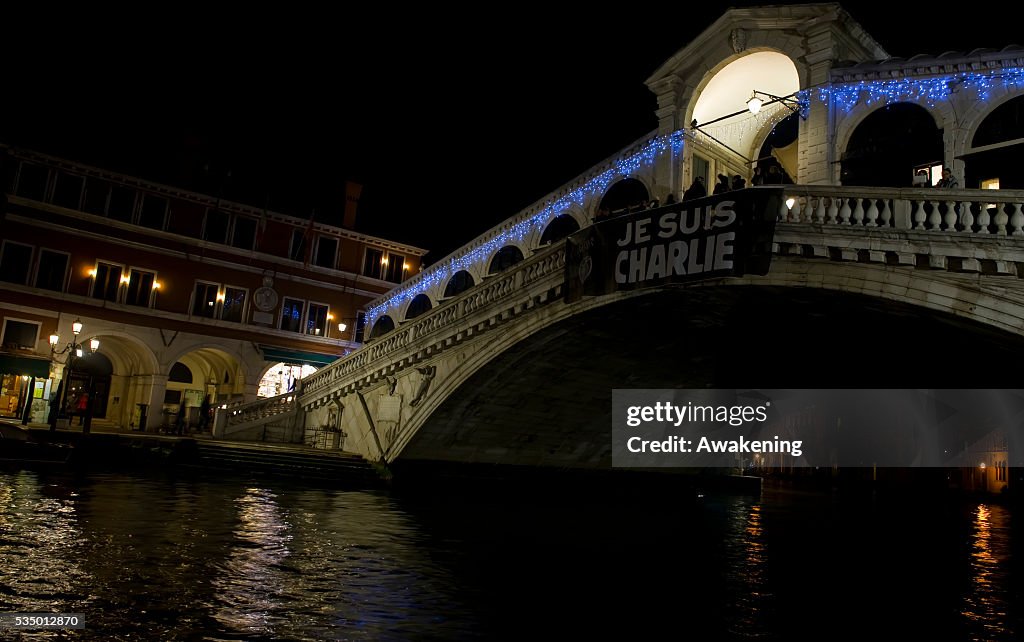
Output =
[{"x1": 0, "y1": 469, "x2": 1019, "y2": 640}]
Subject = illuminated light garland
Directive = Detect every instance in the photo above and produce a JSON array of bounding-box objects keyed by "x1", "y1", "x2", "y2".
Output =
[
  {"x1": 366, "y1": 129, "x2": 686, "y2": 327},
  {"x1": 366, "y1": 68, "x2": 1024, "y2": 329},
  {"x1": 803, "y1": 66, "x2": 1024, "y2": 112},
  {"x1": 696, "y1": 102, "x2": 799, "y2": 148}
]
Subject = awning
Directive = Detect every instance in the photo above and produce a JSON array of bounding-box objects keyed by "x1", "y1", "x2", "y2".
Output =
[
  {"x1": 258, "y1": 345, "x2": 341, "y2": 367},
  {"x1": 955, "y1": 138, "x2": 1024, "y2": 160},
  {"x1": 0, "y1": 354, "x2": 52, "y2": 378},
  {"x1": 771, "y1": 139, "x2": 799, "y2": 180}
]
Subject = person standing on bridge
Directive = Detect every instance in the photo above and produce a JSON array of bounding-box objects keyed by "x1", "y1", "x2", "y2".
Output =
[
  {"x1": 682, "y1": 176, "x2": 706, "y2": 201},
  {"x1": 936, "y1": 168, "x2": 959, "y2": 189},
  {"x1": 713, "y1": 174, "x2": 730, "y2": 195}
]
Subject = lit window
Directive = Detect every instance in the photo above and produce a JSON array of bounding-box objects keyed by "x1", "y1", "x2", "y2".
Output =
[
  {"x1": 192, "y1": 282, "x2": 219, "y2": 318},
  {"x1": 384, "y1": 253, "x2": 406, "y2": 283},
  {"x1": 307, "y1": 303, "x2": 328, "y2": 335},
  {"x1": 362, "y1": 248, "x2": 383, "y2": 279},
  {"x1": 220, "y1": 287, "x2": 247, "y2": 323},
  {"x1": 280, "y1": 298, "x2": 305, "y2": 333}
]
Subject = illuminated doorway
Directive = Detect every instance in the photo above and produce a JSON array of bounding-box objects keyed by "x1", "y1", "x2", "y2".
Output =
[{"x1": 258, "y1": 363, "x2": 318, "y2": 398}]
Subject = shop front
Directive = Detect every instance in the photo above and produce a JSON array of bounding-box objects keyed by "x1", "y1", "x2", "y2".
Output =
[{"x1": 0, "y1": 353, "x2": 52, "y2": 421}]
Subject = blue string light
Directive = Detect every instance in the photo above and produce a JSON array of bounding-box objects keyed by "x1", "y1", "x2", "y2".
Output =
[
  {"x1": 366, "y1": 68, "x2": 1024, "y2": 330},
  {"x1": 803, "y1": 66, "x2": 1024, "y2": 112},
  {"x1": 366, "y1": 129, "x2": 686, "y2": 328}
]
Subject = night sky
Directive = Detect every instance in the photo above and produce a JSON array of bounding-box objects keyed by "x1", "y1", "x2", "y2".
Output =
[{"x1": 4, "y1": 3, "x2": 1018, "y2": 263}]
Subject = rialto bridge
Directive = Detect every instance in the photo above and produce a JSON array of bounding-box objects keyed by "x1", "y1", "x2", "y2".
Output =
[
  {"x1": 216, "y1": 183, "x2": 1024, "y2": 467},
  {"x1": 213, "y1": 4, "x2": 1024, "y2": 468}
]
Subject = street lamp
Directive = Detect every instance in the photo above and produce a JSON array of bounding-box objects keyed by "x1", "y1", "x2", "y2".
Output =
[
  {"x1": 335, "y1": 312, "x2": 368, "y2": 335},
  {"x1": 48, "y1": 318, "x2": 100, "y2": 433},
  {"x1": 746, "y1": 90, "x2": 803, "y2": 117}
]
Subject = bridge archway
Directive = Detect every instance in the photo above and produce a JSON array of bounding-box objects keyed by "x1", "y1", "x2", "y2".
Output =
[
  {"x1": 370, "y1": 315, "x2": 396, "y2": 339},
  {"x1": 599, "y1": 178, "x2": 649, "y2": 215},
  {"x1": 443, "y1": 271, "x2": 475, "y2": 298},
  {"x1": 965, "y1": 94, "x2": 1024, "y2": 189},
  {"x1": 831, "y1": 100, "x2": 942, "y2": 186},
  {"x1": 75, "y1": 331, "x2": 158, "y2": 426},
  {"x1": 840, "y1": 103, "x2": 943, "y2": 187},
  {"x1": 168, "y1": 347, "x2": 247, "y2": 405},
  {"x1": 689, "y1": 50, "x2": 800, "y2": 162},
  {"x1": 396, "y1": 281, "x2": 1024, "y2": 467},
  {"x1": 539, "y1": 215, "x2": 581, "y2": 246},
  {"x1": 65, "y1": 351, "x2": 113, "y2": 422},
  {"x1": 488, "y1": 246, "x2": 525, "y2": 274},
  {"x1": 405, "y1": 294, "x2": 433, "y2": 320}
]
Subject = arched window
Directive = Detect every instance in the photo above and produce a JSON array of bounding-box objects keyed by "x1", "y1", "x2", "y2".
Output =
[
  {"x1": 599, "y1": 178, "x2": 649, "y2": 215},
  {"x1": 967, "y1": 95, "x2": 1024, "y2": 189},
  {"x1": 539, "y1": 215, "x2": 581, "y2": 245},
  {"x1": 443, "y1": 270, "x2": 475, "y2": 298},
  {"x1": 369, "y1": 315, "x2": 396, "y2": 339},
  {"x1": 169, "y1": 362, "x2": 193, "y2": 383},
  {"x1": 405, "y1": 294, "x2": 432, "y2": 320},
  {"x1": 488, "y1": 246, "x2": 524, "y2": 274},
  {"x1": 842, "y1": 103, "x2": 942, "y2": 187}
]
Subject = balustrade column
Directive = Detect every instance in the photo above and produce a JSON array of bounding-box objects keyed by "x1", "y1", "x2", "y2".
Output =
[
  {"x1": 960, "y1": 201, "x2": 975, "y2": 232},
  {"x1": 943, "y1": 200, "x2": 957, "y2": 231},
  {"x1": 1010, "y1": 203, "x2": 1024, "y2": 235},
  {"x1": 912, "y1": 200, "x2": 926, "y2": 230},
  {"x1": 995, "y1": 203, "x2": 1010, "y2": 235},
  {"x1": 838, "y1": 198, "x2": 851, "y2": 225},
  {"x1": 864, "y1": 199, "x2": 878, "y2": 227},
  {"x1": 850, "y1": 199, "x2": 864, "y2": 225},
  {"x1": 826, "y1": 197, "x2": 839, "y2": 224},
  {"x1": 813, "y1": 196, "x2": 826, "y2": 224}
]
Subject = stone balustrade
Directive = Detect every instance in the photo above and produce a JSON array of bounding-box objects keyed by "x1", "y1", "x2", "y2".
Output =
[{"x1": 777, "y1": 185, "x2": 1024, "y2": 235}]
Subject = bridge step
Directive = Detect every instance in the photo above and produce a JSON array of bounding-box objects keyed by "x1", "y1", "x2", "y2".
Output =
[{"x1": 191, "y1": 441, "x2": 384, "y2": 485}]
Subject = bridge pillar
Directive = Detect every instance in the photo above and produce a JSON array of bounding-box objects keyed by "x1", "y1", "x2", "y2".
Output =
[
  {"x1": 651, "y1": 76, "x2": 688, "y2": 199},
  {"x1": 799, "y1": 25, "x2": 840, "y2": 185}
]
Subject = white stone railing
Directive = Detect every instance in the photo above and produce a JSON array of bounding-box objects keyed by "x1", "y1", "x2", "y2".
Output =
[
  {"x1": 224, "y1": 391, "x2": 297, "y2": 428},
  {"x1": 776, "y1": 185, "x2": 1024, "y2": 235},
  {"x1": 302, "y1": 184, "x2": 1024, "y2": 403},
  {"x1": 301, "y1": 242, "x2": 567, "y2": 400}
]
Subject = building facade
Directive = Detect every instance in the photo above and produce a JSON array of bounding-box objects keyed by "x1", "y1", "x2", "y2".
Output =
[{"x1": 0, "y1": 146, "x2": 425, "y2": 429}]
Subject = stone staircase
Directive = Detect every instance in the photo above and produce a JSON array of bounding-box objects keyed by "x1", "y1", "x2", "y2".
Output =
[
  {"x1": 191, "y1": 439, "x2": 385, "y2": 485},
  {"x1": 214, "y1": 392, "x2": 301, "y2": 442}
]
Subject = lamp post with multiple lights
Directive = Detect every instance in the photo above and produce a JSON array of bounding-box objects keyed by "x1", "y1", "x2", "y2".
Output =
[{"x1": 48, "y1": 319, "x2": 100, "y2": 433}]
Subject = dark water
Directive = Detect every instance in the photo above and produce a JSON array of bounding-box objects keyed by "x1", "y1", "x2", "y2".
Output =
[{"x1": 0, "y1": 469, "x2": 1020, "y2": 641}]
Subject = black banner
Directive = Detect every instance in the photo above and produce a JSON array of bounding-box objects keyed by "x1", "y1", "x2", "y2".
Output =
[{"x1": 565, "y1": 188, "x2": 781, "y2": 302}]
